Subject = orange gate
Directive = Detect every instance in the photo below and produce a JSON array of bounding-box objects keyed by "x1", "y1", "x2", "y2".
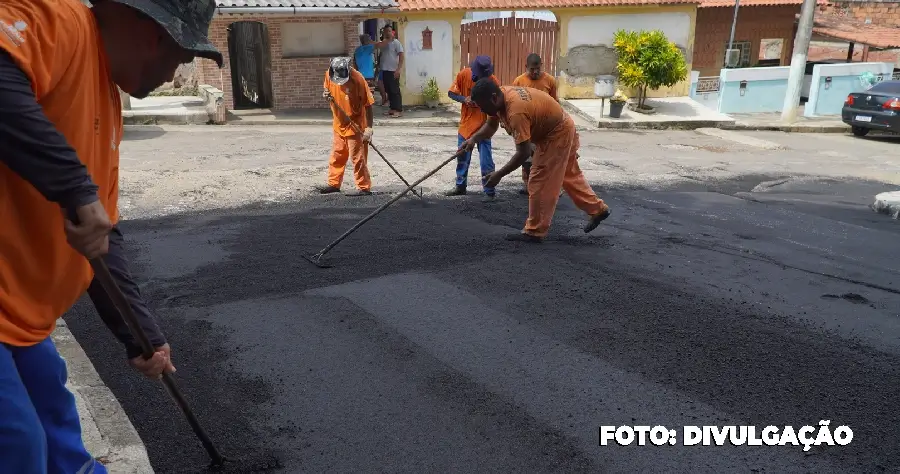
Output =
[{"x1": 460, "y1": 17, "x2": 559, "y2": 86}]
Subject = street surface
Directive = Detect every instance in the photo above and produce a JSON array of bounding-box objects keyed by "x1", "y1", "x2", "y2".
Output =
[{"x1": 64, "y1": 125, "x2": 900, "y2": 473}]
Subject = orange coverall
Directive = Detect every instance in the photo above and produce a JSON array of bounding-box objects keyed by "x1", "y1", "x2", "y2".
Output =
[
  {"x1": 324, "y1": 68, "x2": 375, "y2": 191},
  {"x1": 511, "y1": 71, "x2": 558, "y2": 100},
  {"x1": 497, "y1": 86, "x2": 608, "y2": 238}
]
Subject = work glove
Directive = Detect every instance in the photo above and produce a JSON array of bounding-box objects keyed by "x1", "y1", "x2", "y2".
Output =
[
  {"x1": 323, "y1": 90, "x2": 332, "y2": 100},
  {"x1": 362, "y1": 127, "x2": 374, "y2": 143}
]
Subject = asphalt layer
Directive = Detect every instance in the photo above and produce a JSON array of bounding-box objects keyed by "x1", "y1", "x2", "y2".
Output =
[{"x1": 64, "y1": 174, "x2": 900, "y2": 473}]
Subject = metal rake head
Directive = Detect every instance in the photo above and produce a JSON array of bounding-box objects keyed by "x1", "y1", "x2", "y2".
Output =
[{"x1": 302, "y1": 253, "x2": 332, "y2": 269}]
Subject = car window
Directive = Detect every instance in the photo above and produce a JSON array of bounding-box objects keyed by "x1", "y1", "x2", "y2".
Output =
[{"x1": 868, "y1": 81, "x2": 900, "y2": 94}]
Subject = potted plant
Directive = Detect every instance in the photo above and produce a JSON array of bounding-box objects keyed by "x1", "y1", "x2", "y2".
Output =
[
  {"x1": 422, "y1": 77, "x2": 441, "y2": 108},
  {"x1": 609, "y1": 89, "x2": 628, "y2": 118}
]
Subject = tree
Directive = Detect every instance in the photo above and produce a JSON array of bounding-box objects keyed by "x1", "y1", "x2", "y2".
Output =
[{"x1": 612, "y1": 29, "x2": 688, "y2": 109}]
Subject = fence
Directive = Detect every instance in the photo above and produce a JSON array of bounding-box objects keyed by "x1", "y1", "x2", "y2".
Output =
[{"x1": 460, "y1": 17, "x2": 558, "y2": 85}]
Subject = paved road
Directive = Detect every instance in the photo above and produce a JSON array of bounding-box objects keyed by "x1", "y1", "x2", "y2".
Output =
[{"x1": 64, "y1": 126, "x2": 900, "y2": 473}]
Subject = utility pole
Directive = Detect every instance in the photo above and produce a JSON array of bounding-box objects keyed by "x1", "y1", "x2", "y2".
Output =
[
  {"x1": 781, "y1": 0, "x2": 817, "y2": 123},
  {"x1": 727, "y1": 0, "x2": 740, "y2": 66}
]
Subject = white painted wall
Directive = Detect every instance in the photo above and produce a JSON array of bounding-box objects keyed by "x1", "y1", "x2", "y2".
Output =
[
  {"x1": 403, "y1": 20, "x2": 454, "y2": 95},
  {"x1": 720, "y1": 66, "x2": 791, "y2": 82},
  {"x1": 566, "y1": 13, "x2": 691, "y2": 49}
]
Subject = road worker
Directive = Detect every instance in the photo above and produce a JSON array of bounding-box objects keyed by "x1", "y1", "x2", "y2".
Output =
[
  {"x1": 512, "y1": 53, "x2": 559, "y2": 195},
  {"x1": 318, "y1": 56, "x2": 376, "y2": 196},
  {"x1": 446, "y1": 55, "x2": 501, "y2": 201},
  {"x1": 0, "y1": 0, "x2": 221, "y2": 471},
  {"x1": 462, "y1": 79, "x2": 612, "y2": 242}
]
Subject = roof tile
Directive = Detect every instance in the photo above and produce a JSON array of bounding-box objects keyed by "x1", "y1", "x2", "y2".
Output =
[
  {"x1": 398, "y1": 0, "x2": 698, "y2": 11},
  {"x1": 699, "y1": 0, "x2": 801, "y2": 7},
  {"x1": 216, "y1": 0, "x2": 397, "y2": 8},
  {"x1": 810, "y1": 14, "x2": 900, "y2": 49}
]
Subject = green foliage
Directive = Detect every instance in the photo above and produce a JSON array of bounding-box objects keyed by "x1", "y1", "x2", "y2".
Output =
[
  {"x1": 422, "y1": 77, "x2": 441, "y2": 102},
  {"x1": 612, "y1": 29, "x2": 688, "y2": 108}
]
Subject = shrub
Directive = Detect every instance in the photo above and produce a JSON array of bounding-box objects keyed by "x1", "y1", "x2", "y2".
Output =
[{"x1": 613, "y1": 29, "x2": 688, "y2": 108}]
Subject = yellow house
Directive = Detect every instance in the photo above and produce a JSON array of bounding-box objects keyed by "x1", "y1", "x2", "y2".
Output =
[{"x1": 370, "y1": 0, "x2": 699, "y2": 105}]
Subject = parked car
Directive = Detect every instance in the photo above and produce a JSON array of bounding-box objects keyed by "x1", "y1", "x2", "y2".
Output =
[{"x1": 842, "y1": 80, "x2": 900, "y2": 137}]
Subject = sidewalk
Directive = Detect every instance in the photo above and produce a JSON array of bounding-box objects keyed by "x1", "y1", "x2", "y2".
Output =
[
  {"x1": 54, "y1": 319, "x2": 155, "y2": 474},
  {"x1": 123, "y1": 94, "x2": 853, "y2": 134},
  {"x1": 561, "y1": 96, "x2": 736, "y2": 130}
]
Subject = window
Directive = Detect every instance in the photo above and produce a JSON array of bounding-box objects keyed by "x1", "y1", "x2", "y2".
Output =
[
  {"x1": 758, "y1": 38, "x2": 783, "y2": 67},
  {"x1": 281, "y1": 22, "x2": 346, "y2": 58},
  {"x1": 723, "y1": 40, "x2": 752, "y2": 68}
]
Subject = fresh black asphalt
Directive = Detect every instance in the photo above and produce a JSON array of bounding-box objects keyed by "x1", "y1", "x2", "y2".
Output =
[{"x1": 64, "y1": 175, "x2": 900, "y2": 473}]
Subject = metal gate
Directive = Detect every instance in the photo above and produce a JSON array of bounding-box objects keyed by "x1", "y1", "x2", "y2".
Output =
[
  {"x1": 227, "y1": 21, "x2": 274, "y2": 109},
  {"x1": 460, "y1": 17, "x2": 559, "y2": 85}
]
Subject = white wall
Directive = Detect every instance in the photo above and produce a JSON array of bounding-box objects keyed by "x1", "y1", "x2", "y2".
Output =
[
  {"x1": 403, "y1": 20, "x2": 454, "y2": 95},
  {"x1": 566, "y1": 13, "x2": 691, "y2": 50},
  {"x1": 720, "y1": 65, "x2": 791, "y2": 82}
]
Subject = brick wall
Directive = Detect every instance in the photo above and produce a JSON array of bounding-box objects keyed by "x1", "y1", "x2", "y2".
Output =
[
  {"x1": 693, "y1": 6, "x2": 799, "y2": 76},
  {"x1": 196, "y1": 14, "x2": 366, "y2": 111},
  {"x1": 808, "y1": 2, "x2": 900, "y2": 62},
  {"x1": 823, "y1": 0, "x2": 900, "y2": 26}
]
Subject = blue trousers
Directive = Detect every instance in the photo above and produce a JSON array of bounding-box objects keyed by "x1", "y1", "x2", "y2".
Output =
[
  {"x1": 0, "y1": 337, "x2": 107, "y2": 474},
  {"x1": 456, "y1": 134, "x2": 495, "y2": 195}
]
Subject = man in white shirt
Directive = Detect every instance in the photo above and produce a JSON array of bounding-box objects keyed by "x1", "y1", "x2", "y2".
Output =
[{"x1": 375, "y1": 25, "x2": 404, "y2": 117}]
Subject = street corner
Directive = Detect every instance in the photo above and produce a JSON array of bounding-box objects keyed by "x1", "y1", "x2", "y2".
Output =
[
  {"x1": 873, "y1": 191, "x2": 900, "y2": 219},
  {"x1": 53, "y1": 322, "x2": 155, "y2": 474}
]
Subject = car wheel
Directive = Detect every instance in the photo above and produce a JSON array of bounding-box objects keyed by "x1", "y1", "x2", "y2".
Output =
[{"x1": 852, "y1": 126, "x2": 870, "y2": 137}]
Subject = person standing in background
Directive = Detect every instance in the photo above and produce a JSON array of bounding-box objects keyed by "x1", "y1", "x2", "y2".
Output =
[
  {"x1": 352, "y1": 34, "x2": 376, "y2": 82},
  {"x1": 374, "y1": 24, "x2": 404, "y2": 118},
  {"x1": 512, "y1": 53, "x2": 559, "y2": 195},
  {"x1": 374, "y1": 30, "x2": 388, "y2": 105}
]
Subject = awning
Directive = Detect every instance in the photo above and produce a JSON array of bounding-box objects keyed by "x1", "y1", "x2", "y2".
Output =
[{"x1": 806, "y1": 14, "x2": 900, "y2": 50}]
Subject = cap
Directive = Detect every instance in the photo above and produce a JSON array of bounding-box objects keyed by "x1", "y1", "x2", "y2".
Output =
[
  {"x1": 471, "y1": 55, "x2": 494, "y2": 80},
  {"x1": 329, "y1": 57, "x2": 351, "y2": 86},
  {"x1": 108, "y1": 0, "x2": 223, "y2": 67}
]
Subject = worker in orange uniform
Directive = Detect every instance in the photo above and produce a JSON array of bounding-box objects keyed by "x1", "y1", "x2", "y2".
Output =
[
  {"x1": 462, "y1": 79, "x2": 611, "y2": 242},
  {"x1": 446, "y1": 55, "x2": 501, "y2": 201},
  {"x1": 512, "y1": 53, "x2": 559, "y2": 195},
  {"x1": 317, "y1": 56, "x2": 376, "y2": 196},
  {"x1": 0, "y1": 0, "x2": 221, "y2": 471}
]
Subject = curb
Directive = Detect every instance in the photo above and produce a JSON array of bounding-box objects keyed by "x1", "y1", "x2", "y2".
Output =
[
  {"x1": 594, "y1": 119, "x2": 735, "y2": 131},
  {"x1": 226, "y1": 118, "x2": 461, "y2": 127},
  {"x1": 54, "y1": 319, "x2": 155, "y2": 474},
  {"x1": 123, "y1": 113, "x2": 210, "y2": 126},
  {"x1": 720, "y1": 123, "x2": 851, "y2": 133}
]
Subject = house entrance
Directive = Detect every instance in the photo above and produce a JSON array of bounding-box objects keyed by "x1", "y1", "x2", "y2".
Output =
[
  {"x1": 460, "y1": 14, "x2": 559, "y2": 85},
  {"x1": 227, "y1": 21, "x2": 274, "y2": 109}
]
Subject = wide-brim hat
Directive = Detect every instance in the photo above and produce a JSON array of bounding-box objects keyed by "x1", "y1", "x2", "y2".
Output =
[{"x1": 103, "y1": 0, "x2": 223, "y2": 67}]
